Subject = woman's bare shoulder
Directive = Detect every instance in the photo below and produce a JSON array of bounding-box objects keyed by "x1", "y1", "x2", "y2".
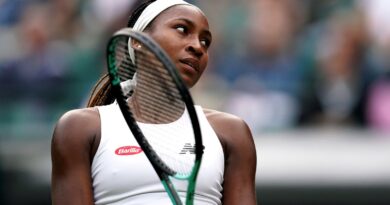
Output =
[
  {"x1": 202, "y1": 108, "x2": 253, "y2": 143},
  {"x1": 202, "y1": 108, "x2": 248, "y2": 130},
  {"x1": 56, "y1": 107, "x2": 99, "y2": 129},
  {"x1": 52, "y1": 107, "x2": 100, "y2": 145},
  {"x1": 51, "y1": 107, "x2": 102, "y2": 194},
  {"x1": 58, "y1": 107, "x2": 99, "y2": 121}
]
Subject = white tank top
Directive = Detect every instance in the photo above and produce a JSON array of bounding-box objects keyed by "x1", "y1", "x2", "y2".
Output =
[{"x1": 92, "y1": 102, "x2": 224, "y2": 205}]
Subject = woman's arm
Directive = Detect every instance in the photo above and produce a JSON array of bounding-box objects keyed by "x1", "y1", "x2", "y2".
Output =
[
  {"x1": 206, "y1": 110, "x2": 257, "y2": 205},
  {"x1": 51, "y1": 108, "x2": 100, "y2": 205}
]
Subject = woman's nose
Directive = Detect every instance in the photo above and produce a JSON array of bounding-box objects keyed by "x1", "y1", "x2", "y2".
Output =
[{"x1": 186, "y1": 38, "x2": 203, "y2": 58}]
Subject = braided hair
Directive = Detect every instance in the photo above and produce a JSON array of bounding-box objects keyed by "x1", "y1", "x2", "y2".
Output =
[{"x1": 86, "y1": 0, "x2": 156, "y2": 107}]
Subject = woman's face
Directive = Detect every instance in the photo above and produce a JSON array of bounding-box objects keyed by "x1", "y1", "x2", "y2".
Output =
[{"x1": 145, "y1": 5, "x2": 212, "y2": 88}]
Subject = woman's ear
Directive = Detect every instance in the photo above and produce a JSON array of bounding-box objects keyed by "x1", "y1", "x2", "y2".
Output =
[{"x1": 131, "y1": 39, "x2": 142, "y2": 50}]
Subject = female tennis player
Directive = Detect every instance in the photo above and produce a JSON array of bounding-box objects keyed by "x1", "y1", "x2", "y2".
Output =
[{"x1": 51, "y1": 0, "x2": 257, "y2": 204}]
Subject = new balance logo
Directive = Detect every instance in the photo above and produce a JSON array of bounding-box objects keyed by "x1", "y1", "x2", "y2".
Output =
[{"x1": 179, "y1": 143, "x2": 195, "y2": 154}]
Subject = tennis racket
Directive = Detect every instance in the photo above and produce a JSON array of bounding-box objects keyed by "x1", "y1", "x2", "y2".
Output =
[{"x1": 106, "y1": 27, "x2": 203, "y2": 205}]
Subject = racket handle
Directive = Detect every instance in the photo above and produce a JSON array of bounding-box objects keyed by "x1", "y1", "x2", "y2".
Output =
[{"x1": 161, "y1": 175, "x2": 182, "y2": 205}]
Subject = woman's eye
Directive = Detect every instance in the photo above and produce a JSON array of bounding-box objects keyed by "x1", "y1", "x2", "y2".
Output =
[
  {"x1": 176, "y1": 25, "x2": 187, "y2": 33},
  {"x1": 201, "y1": 39, "x2": 211, "y2": 48}
]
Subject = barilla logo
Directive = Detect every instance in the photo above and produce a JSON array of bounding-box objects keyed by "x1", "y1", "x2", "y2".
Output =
[{"x1": 115, "y1": 146, "x2": 143, "y2": 155}]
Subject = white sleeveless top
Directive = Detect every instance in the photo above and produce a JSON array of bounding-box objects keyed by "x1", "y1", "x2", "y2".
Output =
[{"x1": 92, "y1": 102, "x2": 224, "y2": 205}]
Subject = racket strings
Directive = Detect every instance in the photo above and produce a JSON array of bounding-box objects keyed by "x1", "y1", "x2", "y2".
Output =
[
  {"x1": 134, "y1": 46, "x2": 196, "y2": 175},
  {"x1": 114, "y1": 39, "x2": 185, "y2": 120},
  {"x1": 116, "y1": 42, "x2": 186, "y2": 122},
  {"x1": 133, "y1": 95, "x2": 184, "y2": 123},
  {"x1": 116, "y1": 42, "x2": 184, "y2": 110},
  {"x1": 114, "y1": 36, "x2": 196, "y2": 176}
]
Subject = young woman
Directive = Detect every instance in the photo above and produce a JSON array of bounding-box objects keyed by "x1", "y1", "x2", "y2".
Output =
[{"x1": 51, "y1": 0, "x2": 257, "y2": 204}]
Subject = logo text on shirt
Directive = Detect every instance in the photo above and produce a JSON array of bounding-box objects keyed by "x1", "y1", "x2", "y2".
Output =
[{"x1": 115, "y1": 146, "x2": 143, "y2": 155}]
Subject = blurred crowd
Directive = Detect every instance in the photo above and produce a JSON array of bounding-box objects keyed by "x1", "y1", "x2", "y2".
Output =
[
  {"x1": 0, "y1": 0, "x2": 137, "y2": 136},
  {"x1": 197, "y1": 0, "x2": 390, "y2": 133},
  {"x1": 1, "y1": 0, "x2": 390, "y2": 137}
]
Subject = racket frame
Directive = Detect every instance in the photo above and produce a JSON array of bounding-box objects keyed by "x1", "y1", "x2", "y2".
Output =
[{"x1": 106, "y1": 28, "x2": 203, "y2": 205}]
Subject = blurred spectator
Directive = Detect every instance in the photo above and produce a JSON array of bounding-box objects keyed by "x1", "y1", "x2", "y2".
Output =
[
  {"x1": 211, "y1": 0, "x2": 307, "y2": 132},
  {"x1": 91, "y1": 0, "x2": 137, "y2": 31},
  {"x1": 298, "y1": 8, "x2": 377, "y2": 126},
  {"x1": 0, "y1": 3, "x2": 70, "y2": 124},
  {"x1": 358, "y1": 0, "x2": 390, "y2": 74},
  {"x1": 366, "y1": 74, "x2": 390, "y2": 133},
  {"x1": 306, "y1": 0, "x2": 355, "y2": 23},
  {"x1": 0, "y1": 0, "x2": 25, "y2": 27},
  {"x1": 357, "y1": 0, "x2": 390, "y2": 133},
  {"x1": 49, "y1": 0, "x2": 82, "y2": 41}
]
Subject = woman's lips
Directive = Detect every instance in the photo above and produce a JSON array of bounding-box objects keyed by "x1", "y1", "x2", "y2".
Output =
[{"x1": 179, "y1": 58, "x2": 200, "y2": 73}]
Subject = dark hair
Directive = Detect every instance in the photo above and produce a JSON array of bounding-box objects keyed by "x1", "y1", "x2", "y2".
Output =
[
  {"x1": 87, "y1": 0, "x2": 155, "y2": 107},
  {"x1": 128, "y1": 0, "x2": 156, "y2": 28}
]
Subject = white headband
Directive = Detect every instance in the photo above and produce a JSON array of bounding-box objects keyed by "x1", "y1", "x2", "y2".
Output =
[
  {"x1": 128, "y1": 0, "x2": 191, "y2": 62},
  {"x1": 133, "y1": 0, "x2": 190, "y2": 32}
]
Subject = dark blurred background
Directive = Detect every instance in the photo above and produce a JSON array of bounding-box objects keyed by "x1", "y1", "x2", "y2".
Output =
[{"x1": 0, "y1": 0, "x2": 389, "y2": 204}]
